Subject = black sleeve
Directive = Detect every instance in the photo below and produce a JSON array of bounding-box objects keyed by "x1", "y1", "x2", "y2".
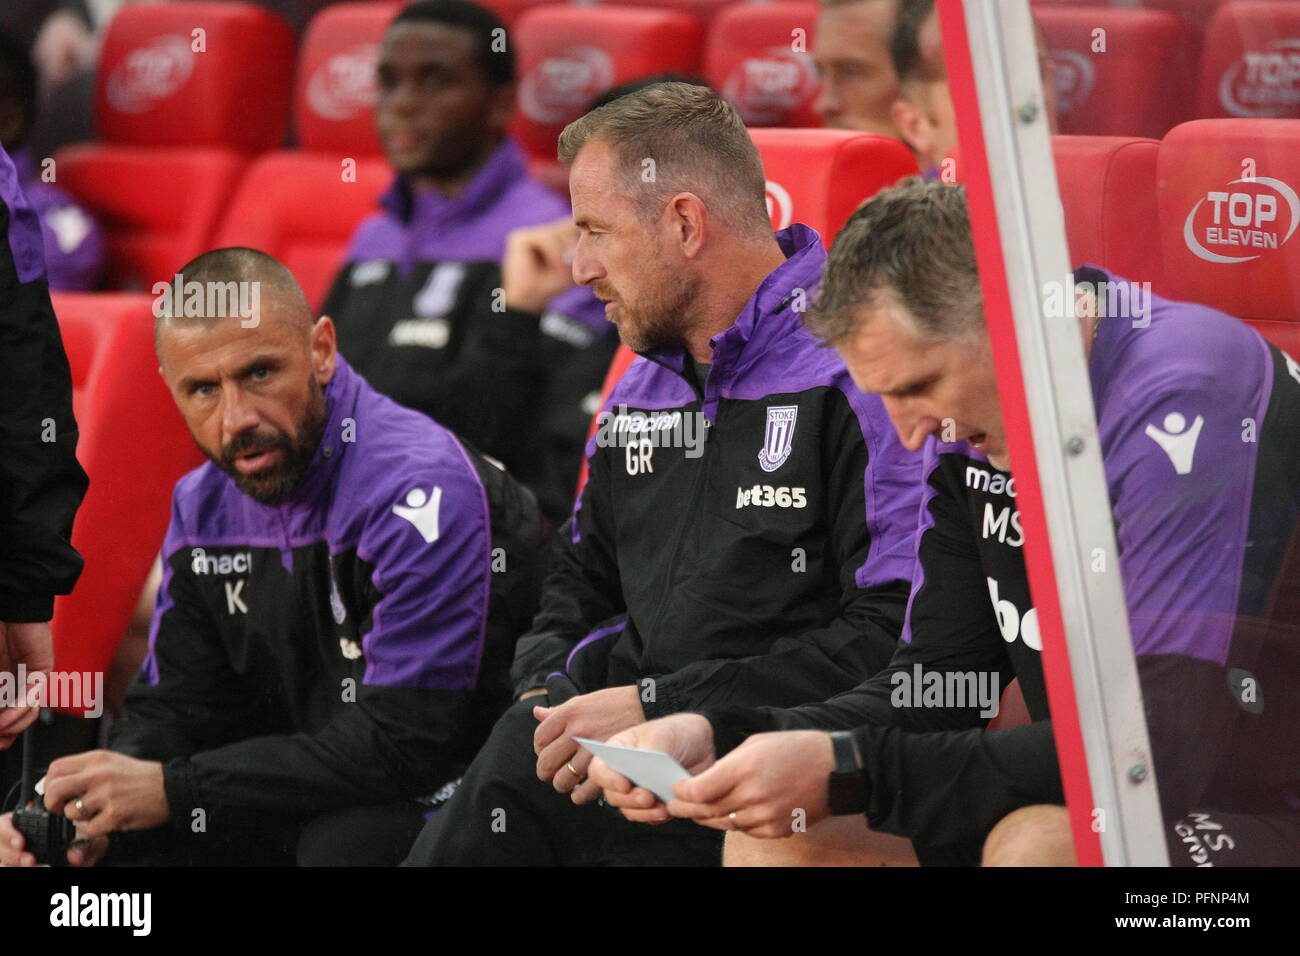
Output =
[
  {"x1": 851, "y1": 719, "x2": 1063, "y2": 847},
  {"x1": 510, "y1": 416, "x2": 625, "y2": 697},
  {"x1": 0, "y1": 176, "x2": 88, "y2": 622},
  {"x1": 414, "y1": 300, "x2": 549, "y2": 475},
  {"x1": 639, "y1": 388, "x2": 918, "y2": 718}
]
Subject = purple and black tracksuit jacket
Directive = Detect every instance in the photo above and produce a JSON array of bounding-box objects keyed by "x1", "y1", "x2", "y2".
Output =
[
  {"x1": 511, "y1": 224, "x2": 924, "y2": 716},
  {"x1": 110, "y1": 357, "x2": 550, "y2": 823}
]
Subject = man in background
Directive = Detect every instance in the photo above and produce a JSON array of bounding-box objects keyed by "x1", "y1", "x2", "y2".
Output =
[
  {"x1": 325, "y1": 0, "x2": 613, "y2": 521},
  {"x1": 812, "y1": 0, "x2": 903, "y2": 138}
]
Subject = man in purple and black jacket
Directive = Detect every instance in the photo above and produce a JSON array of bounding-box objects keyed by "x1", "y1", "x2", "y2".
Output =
[
  {"x1": 0, "y1": 246, "x2": 550, "y2": 867},
  {"x1": 592, "y1": 177, "x2": 1300, "y2": 867},
  {"x1": 324, "y1": 0, "x2": 614, "y2": 520},
  {"x1": 403, "y1": 83, "x2": 922, "y2": 867}
]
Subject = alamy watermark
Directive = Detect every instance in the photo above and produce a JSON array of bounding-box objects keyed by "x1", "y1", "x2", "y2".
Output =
[
  {"x1": 152, "y1": 273, "x2": 261, "y2": 328},
  {"x1": 594, "y1": 404, "x2": 708, "y2": 468},
  {"x1": 890, "y1": 663, "x2": 1000, "y2": 719},
  {"x1": 1042, "y1": 274, "x2": 1152, "y2": 328},
  {"x1": 0, "y1": 665, "x2": 103, "y2": 719}
]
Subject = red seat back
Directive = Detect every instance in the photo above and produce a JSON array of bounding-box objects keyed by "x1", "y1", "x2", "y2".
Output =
[
  {"x1": 511, "y1": 7, "x2": 706, "y2": 162},
  {"x1": 598, "y1": 0, "x2": 735, "y2": 24},
  {"x1": 750, "y1": 128, "x2": 918, "y2": 242},
  {"x1": 50, "y1": 293, "x2": 205, "y2": 697},
  {"x1": 704, "y1": 2, "x2": 821, "y2": 128},
  {"x1": 1157, "y1": 119, "x2": 1300, "y2": 355},
  {"x1": 54, "y1": 145, "x2": 247, "y2": 290},
  {"x1": 1038, "y1": 6, "x2": 1194, "y2": 139},
  {"x1": 480, "y1": 0, "x2": 563, "y2": 27},
  {"x1": 1197, "y1": 1, "x2": 1300, "y2": 120},
  {"x1": 295, "y1": 2, "x2": 401, "y2": 155},
  {"x1": 97, "y1": 2, "x2": 294, "y2": 151},
  {"x1": 213, "y1": 153, "x2": 392, "y2": 311},
  {"x1": 54, "y1": 3, "x2": 295, "y2": 290},
  {"x1": 1051, "y1": 134, "x2": 1161, "y2": 289}
]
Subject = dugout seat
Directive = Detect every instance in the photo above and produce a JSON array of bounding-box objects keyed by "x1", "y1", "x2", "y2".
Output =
[
  {"x1": 53, "y1": 3, "x2": 295, "y2": 290},
  {"x1": 214, "y1": 3, "x2": 398, "y2": 308},
  {"x1": 704, "y1": 2, "x2": 820, "y2": 128},
  {"x1": 1197, "y1": 1, "x2": 1300, "y2": 120},
  {"x1": 1051, "y1": 135, "x2": 1162, "y2": 290},
  {"x1": 510, "y1": 6, "x2": 706, "y2": 168},
  {"x1": 1157, "y1": 119, "x2": 1300, "y2": 357},
  {"x1": 50, "y1": 293, "x2": 205, "y2": 701},
  {"x1": 1036, "y1": 6, "x2": 1195, "y2": 139},
  {"x1": 598, "y1": 0, "x2": 735, "y2": 24},
  {"x1": 750, "y1": 128, "x2": 918, "y2": 240}
]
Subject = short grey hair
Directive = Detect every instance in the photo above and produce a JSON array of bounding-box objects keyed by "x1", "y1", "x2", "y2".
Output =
[
  {"x1": 805, "y1": 176, "x2": 983, "y2": 345},
  {"x1": 557, "y1": 81, "x2": 771, "y2": 239}
]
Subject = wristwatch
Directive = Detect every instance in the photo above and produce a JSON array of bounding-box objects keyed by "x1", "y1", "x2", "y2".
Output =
[{"x1": 827, "y1": 731, "x2": 870, "y2": 815}]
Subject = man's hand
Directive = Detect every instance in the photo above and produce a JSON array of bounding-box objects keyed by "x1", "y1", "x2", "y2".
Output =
[
  {"x1": 0, "y1": 621, "x2": 55, "y2": 750},
  {"x1": 588, "y1": 713, "x2": 718, "y2": 825},
  {"x1": 667, "y1": 730, "x2": 837, "y2": 839},
  {"x1": 42, "y1": 750, "x2": 170, "y2": 839},
  {"x1": 502, "y1": 217, "x2": 579, "y2": 314},
  {"x1": 0, "y1": 811, "x2": 109, "y2": 867},
  {"x1": 532, "y1": 685, "x2": 644, "y2": 804}
]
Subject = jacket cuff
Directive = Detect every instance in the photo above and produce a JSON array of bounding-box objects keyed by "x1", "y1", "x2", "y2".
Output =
[
  {"x1": 0, "y1": 592, "x2": 53, "y2": 623},
  {"x1": 161, "y1": 756, "x2": 200, "y2": 828},
  {"x1": 638, "y1": 674, "x2": 684, "y2": 720},
  {"x1": 698, "y1": 706, "x2": 769, "y2": 756}
]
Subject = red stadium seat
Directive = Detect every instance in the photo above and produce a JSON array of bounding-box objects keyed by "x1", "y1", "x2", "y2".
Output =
[
  {"x1": 50, "y1": 293, "x2": 206, "y2": 699},
  {"x1": 479, "y1": 0, "x2": 563, "y2": 27},
  {"x1": 510, "y1": 6, "x2": 706, "y2": 165},
  {"x1": 598, "y1": 0, "x2": 736, "y2": 23},
  {"x1": 1157, "y1": 119, "x2": 1300, "y2": 356},
  {"x1": 217, "y1": 4, "x2": 398, "y2": 309},
  {"x1": 576, "y1": 127, "x2": 918, "y2": 495},
  {"x1": 93, "y1": 2, "x2": 294, "y2": 150},
  {"x1": 294, "y1": 2, "x2": 400, "y2": 156},
  {"x1": 1037, "y1": 6, "x2": 1195, "y2": 139},
  {"x1": 704, "y1": 2, "x2": 821, "y2": 128},
  {"x1": 1197, "y1": 1, "x2": 1300, "y2": 120},
  {"x1": 53, "y1": 3, "x2": 296, "y2": 290},
  {"x1": 749, "y1": 128, "x2": 918, "y2": 241},
  {"x1": 213, "y1": 154, "x2": 391, "y2": 310},
  {"x1": 1051, "y1": 135, "x2": 1162, "y2": 289},
  {"x1": 54, "y1": 146, "x2": 247, "y2": 291}
]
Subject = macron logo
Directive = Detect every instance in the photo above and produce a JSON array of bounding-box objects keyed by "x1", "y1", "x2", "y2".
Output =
[
  {"x1": 1144, "y1": 412, "x2": 1204, "y2": 476},
  {"x1": 393, "y1": 486, "x2": 442, "y2": 543}
]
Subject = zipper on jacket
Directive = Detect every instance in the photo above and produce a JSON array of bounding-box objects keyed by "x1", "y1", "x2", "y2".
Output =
[{"x1": 635, "y1": 354, "x2": 713, "y2": 648}]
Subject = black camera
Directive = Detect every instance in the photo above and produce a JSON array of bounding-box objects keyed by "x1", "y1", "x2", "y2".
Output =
[{"x1": 13, "y1": 795, "x2": 75, "y2": 866}]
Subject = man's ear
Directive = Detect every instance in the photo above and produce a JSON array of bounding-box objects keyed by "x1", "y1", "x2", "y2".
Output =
[
  {"x1": 891, "y1": 96, "x2": 933, "y2": 165},
  {"x1": 668, "y1": 192, "x2": 707, "y2": 259},
  {"x1": 312, "y1": 315, "x2": 338, "y2": 385}
]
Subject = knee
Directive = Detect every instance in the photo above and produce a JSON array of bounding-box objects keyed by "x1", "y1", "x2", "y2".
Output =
[{"x1": 982, "y1": 804, "x2": 1076, "y2": 866}]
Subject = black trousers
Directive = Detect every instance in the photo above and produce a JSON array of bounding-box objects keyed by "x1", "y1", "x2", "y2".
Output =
[
  {"x1": 105, "y1": 801, "x2": 429, "y2": 866},
  {"x1": 404, "y1": 697, "x2": 723, "y2": 866}
]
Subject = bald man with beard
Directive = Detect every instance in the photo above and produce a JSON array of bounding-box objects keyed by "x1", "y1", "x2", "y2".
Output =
[{"x1": 0, "y1": 247, "x2": 550, "y2": 867}]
